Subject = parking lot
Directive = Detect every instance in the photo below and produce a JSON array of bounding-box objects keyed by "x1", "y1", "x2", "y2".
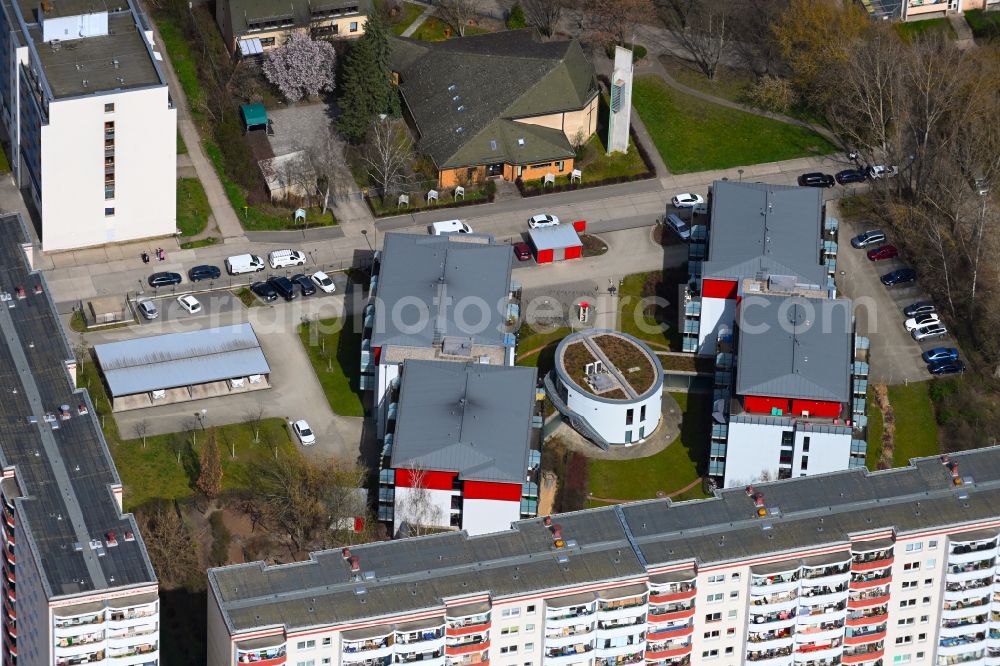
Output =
[{"x1": 834, "y1": 207, "x2": 948, "y2": 384}]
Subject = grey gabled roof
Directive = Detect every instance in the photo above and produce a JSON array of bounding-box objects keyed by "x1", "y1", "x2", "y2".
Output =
[
  {"x1": 735, "y1": 294, "x2": 853, "y2": 403},
  {"x1": 390, "y1": 361, "x2": 536, "y2": 484},
  {"x1": 224, "y1": 0, "x2": 372, "y2": 38},
  {"x1": 371, "y1": 233, "x2": 513, "y2": 350},
  {"x1": 703, "y1": 180, "x2": 827, "y2": 286},
  {"x1": 94, "y1": 323, "x2": 270, "y2": 396},
  {"x1": 392, "y1": 30, "x2": 597, "y2": 169}
]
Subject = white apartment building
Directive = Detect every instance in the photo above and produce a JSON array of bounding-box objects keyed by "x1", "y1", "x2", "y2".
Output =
[
  {"x1": 0, "y1": 213, "x2": 160, "y2": 666},
  {"x1": 209, "y1": 442, "x2": 1000, "y2": 666},
  {"x1": 0, "y1": 0, "x2": 176, "y2": 251}
]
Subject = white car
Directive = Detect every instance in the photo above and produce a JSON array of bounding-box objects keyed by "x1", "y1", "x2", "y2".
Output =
[
  {"x1": 311, "y1": 271, "x2": 337, "y2": 294},
  {"x1": 528, "y1": 213, "x2": 560, "y2": 229},
  {"x1": 868, "y1": 164, "x2": 898, "y2": 179},
  {"x1": 176, "y1": 294, "x2": 202, "y2": 314},
  {"x1": 672, "y1": 193, "x2": 705, "y2": 208},
  {"x1": 905, "y1": 313, "x2": 940, "y2": 331},
  {"x1": 292, "y1": 419, "x2": 316, "y2": 446}
]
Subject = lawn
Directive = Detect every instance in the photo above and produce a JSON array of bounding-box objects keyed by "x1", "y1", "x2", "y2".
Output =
[
  {"x1": 895, "y1": 17, "x2": 956, "y2": 42},
  {"x1": 412, "y1": 16, "x2": 490, "y2": 41},
  {"x1": 177, "y1": 130, "x2": 188, "y2": 155},
  {"x1": 298, "y1": 316, "x2": 365, "y2": 417},
  {"x1": 176, "y1": 177, "x2": 210, "y2": 237},
  {"x1": 632, "y1": 75, "x2": 835, "y2": 173},
  {"x1": 76, "y1": 360, "x2": 297, "y2": 511},
  {"x1": 888, "y1": 381, "x2": 939, "y2": 466},
  {"x1": 588, "y1": 392, "x2": 710, "y2": 502},
  {"x1": 866, "y1": 387, "x2": 884, "y2": 471},
  {"x1": 517, "y1": 324, "x2": 573, "y2": 359},
  {"x1": 965, "y1": 9, "x2": 1000, "y2": 39},
  {"x1": 0, "y1": 143, "x2": 9, "y2": 173},
  {"x1": 155, "y1": 12, "x2": 204, "y2": 118},
  {"x1": 180, "y1": 237, "x2": 219, "y2": 250},
  {"x1": 390, "y1": 1, "x2": 425, "y2": 35},
  {"x1": 659, "y1": 56, "x2": 753, "y2": 106},
  {"x1": 617, "y1": 272, "x2": 676, "y2": 350},
  {"x1": 520, "y1": 133, "x2": 650, "y2": 193}
]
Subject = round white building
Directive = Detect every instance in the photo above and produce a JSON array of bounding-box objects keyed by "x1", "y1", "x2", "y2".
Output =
[{"x1": 548, "y1": 329, "x2": 664, "y2": 447}]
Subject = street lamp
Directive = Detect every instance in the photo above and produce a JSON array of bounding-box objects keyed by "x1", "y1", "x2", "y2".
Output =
[
  {"x1": 196, "y1": 408, "x2": 206, "y2": 430},
  {"x1": 361, "y1": 229, "x2": 373, "y2": 252},
  {"x1": 738, "y1": 169, "x2": 744, "y2": 182}
]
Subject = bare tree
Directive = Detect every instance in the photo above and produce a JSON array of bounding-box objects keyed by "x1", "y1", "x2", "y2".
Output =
[
  {"x1": 659, "y1": 0, "x2": 734, "y2": 80},
  {"x1": 583, "y1": 0, "x2": 654, "y2": 47},
  {"x1": 437, "y1": 0, "x2": 480, "y2": 36},
  {"x1": 137, "y1": 504, "x2": 199, "y2": 588},
  {"x1": 133, "y1": 419, "x2": 149, "y2": 449},
  {"x1": 363, "y1": 118, "x2": 414, "y2": 203},
  {"x1": 245, "y1": 402, "x2": 265, "y2": 444},
  {"x1": 305, "y1": 128, "x2": 351, "y2": 216},
  {"x1": 729, "y1": 0, "x2": 787, "y2": 78},
  {"x1": 394, "y1": 467, "x2": 445, "y2": 537},
  {"x1": 522, "y1": 0, "x2": 568, "y2": 36}
]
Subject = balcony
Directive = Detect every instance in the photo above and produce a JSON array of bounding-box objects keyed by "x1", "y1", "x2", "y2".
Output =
[
  {"x1": 648, "y1": 587, "x2": 695, "y2": 604},
  {"x1": 343, "y1": 636, "x2": 393, "y2": 660},
  {"x1": 751, "y1": 573, "x2": 800, "y2": 595},
  {"x1": 850, "y1": 570, "x2": 891, "y2": 589},
  {"x1": 644, "y1": 642, "x2": 691, "y2": 661},
  {"x1": 940, "y1": 634, "x2": 988, "y2": 655},
  {"x1": 446, "y1": 615, "x2": 490, "y2": 636},
  {"x1": 648, "y1": 607, "x2": 695, "y2": 624},
  {"x1": 799, "y1": 585, "x2": 849, "y2": 606},
  {"x1": 942, "y1": 619, "x2": 989, "y2": 638},
  {"x1": 596, "y1": 651, "x2": 643, "y2": 665},
  {"x1": 236, "y1": 646, "x2": 286, "y2": 665},
  {"x1": 794, "y1": 642, "x2": 843, "y2": 663},
  {"x1": 545, "y1": 643, "x2": 593, "y2": 665},
  {"x1": 751, "y1": 591, "x2": 798, "y2": 611},
  {"x1": 846, "y1": 608, "x2": 888, "y2": 627},
  {"x1": 847, "y1": 589, "x2": 889, "y2": 609},
  {"x1": 801, "y1": 564, "x2": 851, "y2": 584},
  {"x1": 844, "y1": 627, "x2": 886, "y2": 645},
  {"x1": 56, "y1": 648, "x2": 106, "y2": 665},
  {"x1": 395, "y1": 650, "x2": 444, "y2": 665},
  {"x1": 751, "y1": 609, "x2": 797, "y2": 628},
  {"x1": 747, "y1": 647, "x2": 794, "y2": 663},
  {"x1": 951, "y1": 541, "x2": 998, "y2": 556},
  {"x1": 851, "y1": 551, "x2": 893, "y2": 572},
  {"x1": 445, "y1": 638, "x2": 488, "y2": 656},
  {"x1": 797, "y1": 620, "x2": 846, "y2": 640},
  {"x1": 842, "y1": 644, "x2": 884, "y2": 664}
]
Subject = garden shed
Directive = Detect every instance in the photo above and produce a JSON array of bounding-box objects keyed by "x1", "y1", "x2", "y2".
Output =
[
  {"x1": 240, "y1": 103, "x2": 268, "y2": 133},
  {"x1": 527, "y1": 225, "x2": 582, "y2": 263}
]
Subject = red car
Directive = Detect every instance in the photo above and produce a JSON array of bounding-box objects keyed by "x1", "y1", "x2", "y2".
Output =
[
  {"x1": 513, "y1": 242, "x2": 532, "y2": 261},
  {"x1": 867, "y1": 245, "x2": 899, "y2": 261}
]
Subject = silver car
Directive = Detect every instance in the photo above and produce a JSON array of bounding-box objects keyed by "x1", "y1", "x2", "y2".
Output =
[
  {"x1": 137, "y1": 300, "x2": 158, "y2": 320},
  {"x1": 911, "y1": 323, "x2": 947, "y2": 341}
]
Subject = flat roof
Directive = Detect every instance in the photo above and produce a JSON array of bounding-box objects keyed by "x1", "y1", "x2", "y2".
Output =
[
  {"x1": 372, "y1": 233, "x2": 513, "y2": 352},
  {"x1": 209, "y1": 445, "x2": 1000, "y2": 636},
  {"x1": 390, "y1": 361, "x2": 536, "y2": 484},
  {"x1": 527, "y1": 224, "x2": 581, "y2": 251},
  {"x1": 29, "y1": 12, "x2": 162, "y2": 98},
  {"x1": 703, "y1": 180, "x2": 827, "y2": 286},
  {"x1": 735, "y1": 294, "x2": 853, "y2": 402},
  {"x1": 94, "y1": 322, "x2": 270, "y2": 396},
  {"x1": 0, "y1": 214, "x2": 157, "y2": 599}
]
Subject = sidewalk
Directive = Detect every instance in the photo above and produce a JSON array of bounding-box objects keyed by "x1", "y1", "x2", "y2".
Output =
[
  {"x1": 950, "y1": 13, "x2": 976, "y2": 50},
  {"x1": 148, "y1": 20, "x2": 246, "y2": 243},
  {"x1": 399, "y1": 2, "x2": 435, "y2": 38}
]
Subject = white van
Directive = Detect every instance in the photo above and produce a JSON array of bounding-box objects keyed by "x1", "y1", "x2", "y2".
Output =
[
  {"x1": 268, "y1": 249, "x2": 307, "y2": 269},
  {"x1": 225, "y1": 254, "x2": 265, "y2": 275},
  {"x1": 430, "y1": 220, "x2": 472, "y2": 235}
]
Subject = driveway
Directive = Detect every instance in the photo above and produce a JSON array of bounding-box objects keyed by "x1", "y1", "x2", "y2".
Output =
[{"x1": 834, "y1": 208, "x2": 933, "y2": 385}]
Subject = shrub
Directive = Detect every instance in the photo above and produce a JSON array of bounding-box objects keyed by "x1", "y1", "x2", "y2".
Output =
[
  {"x1": 208, "y1": 511, "x2": 232, "y2": 566},
  {"x1": 604, "y1": 42, "x2": 647, "y2": 62},
  {"x1": 212, "y1": 115, "x2": 258, "y2": 192},
  {"x1": 746, "y1": 75, "x2": 798, "y2": 114},
  {"x1": 484, "y1": 179, "x2": 497, "y2": 197},
  {"x1": 506, "y1": 2, "x2": 527, "y2": 29}
]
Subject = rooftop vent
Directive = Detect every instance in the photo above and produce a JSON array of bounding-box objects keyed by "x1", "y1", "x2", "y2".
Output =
[
  {"x1": 489, "y1": 140, "x2": 497, "y2": 151},
  {"x1": 517, "y1": 138, "x2": 525, "y2": 146},
  {"x1": 447, "y1": 84, "x2": 456, "y2": 91},
  {"x1": 112, "y1": 58, "x2": 119, "y2": 68}
]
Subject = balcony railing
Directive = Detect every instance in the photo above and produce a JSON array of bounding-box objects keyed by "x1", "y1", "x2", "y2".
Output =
[
  {"x1": 751, "y1": 591, "x2": 797, "y2": 606},
  {"x1": 751, "y1": 609, "x2": 797, "y2": 624},
  {"x1": 950, "y1": 560, "x2": 996, "y2": 575},
  {"x1": 943, "y1": 615, "x2": 988, "y2": 629},
  {"x1": 752, "y1": 573, "x2": 799, "y2": 587},
  {"x1": 546, "y1": 644, "x2": 593, "y2": 659},
  {"x1": 747, "y1": 647, "x2": 793, "y2": 661},
  {"x1": 748, "y1": 629, "x2": 793, "y2": 643},
  {"x1": 944, "y1": 597, "x2": 989, "y2": 611},
  {"x1": 802, "y1": 564, "x2": 850, "y2": 579},
  {"x1": 951, "y1": 542, "x2": 997, "y2": 556},
  {"x1": 852, "y1": 550, "x2": 892, "y2": 564},
  {"x1": 343, "y1": 637, "x2": 392, "y2": 653},
  {"x1": 947, "y1": 578, "x2": 991, "y2": 592},
  {"x1": 801, "y1": 584, "x2": 848, "y2": 598}
]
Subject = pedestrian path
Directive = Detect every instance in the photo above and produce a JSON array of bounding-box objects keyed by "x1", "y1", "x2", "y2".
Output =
[
  {"x1": 400, "y1": 2, "x2": 435, "y2": 38},
  {"x1": 950, "y1": 13, "x2": 976, "y2": 50}
]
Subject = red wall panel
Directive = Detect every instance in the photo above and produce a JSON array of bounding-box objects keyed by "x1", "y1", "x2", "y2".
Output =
[
  {"x1": 564, "y1": 245, "x2": 582, "y2": 260},
  {"x1": 791, "y1": 399, "x2": 842, "y2": 418},
  {"x1": 536, "y1": 249, "x2": 553, "y2": 264},
  {"x1": 702, "y1": 279, "x2": 738, "y2": 299},
  {"x1": 394, "y1": 468, "x2": 456, "y2": 490},
  {"x1": 463, "y1": 481, "x2": 523, "y2": 501},
  {"x1": 743, "y1": 395, "x2": 790, "y2": 415}
]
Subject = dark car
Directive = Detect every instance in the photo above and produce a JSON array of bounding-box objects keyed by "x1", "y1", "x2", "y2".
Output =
[
  {"x1": 148, "y1": 271, "x2": 182, "y2": 288},
  {"x1": 881, "y1": 268, "x2": 917, "y2": 286},
  {"x1": 835, "y1": 169, "x2": 867, "y2": 185},
  {"x1": 188, "y1": 264, "x2": 221, "y2": 282},
  {"x1": 922, "y1": 347, "x2": 959, "y2": 364},
  {"x1": 867, "y1": 245, "x2": 899, "y2": 261},
  {"x1": 513, "y1": 242, "x2": 532, "y2": 261},
  {"x1": 851, "y1": 230, "x2": 886, "y2": 249},
  {"x1": 928, "y1": 360, "x2": 966, "y2": 376},
  {"x1": 797, "y1": 172, "x2": 835, "y2": 188},
  {"x1": 267, "y1": 276, "x2": 297, "y2": 301},
  {"x1": 904, "y1": 301, "x2": 936, "y2": 317},
  {"x1": 291, "y1": 273, "x2": 316, "y2": 296},
  {"x1": 250, "y1": 281, "x2": 278, "y2": 302}
]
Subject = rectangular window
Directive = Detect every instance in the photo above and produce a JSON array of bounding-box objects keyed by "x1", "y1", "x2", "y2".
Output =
[
  {"x1": 802, "y1": 436, "x2": 810, "y2": 452},
  {"x1": 905, "y1": 543, "x2": 922, "y2": 553},
  {"x1": 296, "y1": 640, "x2": 316, "y2": 650},
  {"x1": 526, "y1": 605, "x2": 535, "y2": 614},
  {"x1": 928, "y1": 540, "x2": 937, "y2": 550},
  {"x1": 701, "y1": 649, "x2": 719, "y2": 659},
  {"x1": 525, "y1": 624, "x2": 534, "y2": 631},
  {"x1": 727, "y1": 609, "x2": 737, "y2": 619},
  {"x1": 350, "y1": 21, "x2": 359, "y2": 31},
  {"x1": 501, "y1": 627, "x2": 519, "y2": 635},
  {"x1": 800, "y1": 456, "x2": 808, "y2": 471},
  {"x1": 780, "y1": 431, "x2": 794, "y2": 447},
  {"x1": 921, "y1": 596, "x2": 930, "y2": 605},
  {"x1": 625, "y1": 430, "x2": 632, "y2": 443},
  {"x1": 640, "y1": 405, "x2": 646, "y2": 421},
  {"x1": 903, "y1": 562, "x2": 918, "y2": 571},
  {"x1": 726, "y1": 628, "x2": 736, "y2": 636},
  {"x1": 917, "y1": 633, "x2": 926, "y2": 642},
  {"x1": 705, "y1": 612, "x2": 721, "y2": 623},
  {"x1": 556, "y1": 161, "x2": 564, "y2": 172},
  {"x1": 919, "y1": 615, "x2": 928, "y2": 623},
  {"x1": 524, "y1": 643, "x2": 534, "y2": 651},
  {"x1": 501, "y1": 608, "x2": 520, "y2": 618},
  {"x1": 322, "y1": 638, "x2": 331, "y2": 646},
  {"x1": 899, "y1": 599, "x2": 915, "y2": 608},
  {"x1": 725, "y1": 647, "x2": 734, "y2": 655},
  {"x1": 895, "y1": 636, "x2": 912, "y2": 645},
  {"x1": 104, "y1": 207, "x2": 115, "y2": 216},
  {"x1": 923, "y1": 578, "x2": 932, "y2": 586},
  {"x1": 499, "y1": 646, "x2": 518, "y2": 654},
  {"x1": 706, "y1": 593, "x2": 723, "y2": 603},
  {"x1": 901, "y1": 581, "x2": 916, "y2": 589},
  {"x1": 898, "y1": 618, "x2": 914, "y2": 626},
  {"x1": 703, "y1": 630, "x2": 720, "y2": 640},
  {"x1": 626, "y1": 408, "x2": 634, "y2": 426},
  {"x1": 707, "y1": 574, "x2": 724, "y2": 584},
  {"x1": 925, "y1": 559, "x2": 936, "y2": 568},
  {"x1": 260, "y1": 36, "x2": 276, "y2": 46},
  {"x1": 104, "y1": 102, "x2": 114, "y2": 112},
  {"x1": 729, "y1": 591, "x2": 738, "y2": 599}
]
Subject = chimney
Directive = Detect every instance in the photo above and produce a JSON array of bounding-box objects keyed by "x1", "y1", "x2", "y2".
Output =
[
  {"x1": 754, "y1": 493, "x2": 765, "y2": 508},
  {"x1": 348, "y1": 556, "x2": 360, "y2": 572},
  {"x1": 342, "y1": 547, "x2": 351, "y2": 559},
  {"x1": 543, "y1": 516, "x2": 552, "y2": 527},
  {"x1": 745, "y1": 484, "x2": 754, "y2": 497}
]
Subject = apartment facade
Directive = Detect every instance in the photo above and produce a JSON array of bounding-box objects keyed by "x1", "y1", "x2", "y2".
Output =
[
  {"x1": 0, "y1": 213, "x2": 160, "y2": 666},
  {"x1": 378, "y1": 360, "x2": 540, "y2": 536},
  {"x1": 209, "y1": 446, "x2": 1000, "y2": 666},
  {"x1": 861, "y1": 0, "x2": 997, "y2": 21},
  {"x1": 215, "y1": 0, "x2": 369, "y2": 57},
  {"x1": 359, "y1": 233, "x2": 517, "y2": 431},
  {"x1": 0, "y1": 0, "x2": 176, "y2": 252}
]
